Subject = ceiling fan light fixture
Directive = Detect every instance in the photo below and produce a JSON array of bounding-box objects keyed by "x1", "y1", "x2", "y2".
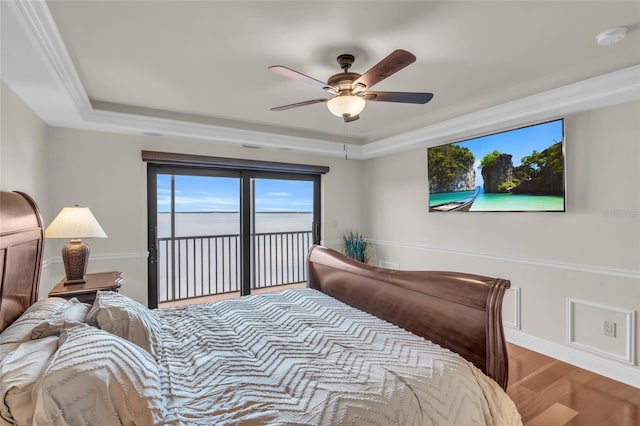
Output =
[{"x1": 327, "y1": 95, "x2": 366, "y2": 118}]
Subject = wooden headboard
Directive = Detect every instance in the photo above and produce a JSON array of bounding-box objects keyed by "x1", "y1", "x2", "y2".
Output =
[
  {"x1": 0, "y1": 191, "x2": 44, "y2": 332},
  {"x1": 307, "y1": 245, "x2": 511, "y2": 389}
]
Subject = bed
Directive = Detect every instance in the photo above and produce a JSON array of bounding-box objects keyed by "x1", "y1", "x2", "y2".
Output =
[{"x1": 0, "y1": 190, "x2": 521, "y2": 425}]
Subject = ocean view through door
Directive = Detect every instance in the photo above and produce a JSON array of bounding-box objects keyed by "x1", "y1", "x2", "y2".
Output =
[
  {"x1": 147, "y1": 166, "x2": 319, "y2": 308},
  {"x1": 251, "y1": 178, "x2": 314, "y2": 292}
]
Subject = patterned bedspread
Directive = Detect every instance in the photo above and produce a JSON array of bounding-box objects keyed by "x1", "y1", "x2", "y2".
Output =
[{"x1": 156, "y1": 288, "x2": 522, "y2": 425}]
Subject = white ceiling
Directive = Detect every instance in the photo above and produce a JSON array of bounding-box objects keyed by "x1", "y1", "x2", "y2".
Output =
[{"x1": 2, "y1": 1, "x2": 640, "y2": 157}]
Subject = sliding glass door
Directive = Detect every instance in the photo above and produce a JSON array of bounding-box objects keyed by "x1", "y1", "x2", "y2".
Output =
[
  {"x1": 153, "y1": 171, "x2": 241, "y2": 304},
  {"x1": 251, "y1": 177, "x2": 316, "y2": 292},
  {"x1": 147, "y1": 166, "x2": 320, "y2": 308}
]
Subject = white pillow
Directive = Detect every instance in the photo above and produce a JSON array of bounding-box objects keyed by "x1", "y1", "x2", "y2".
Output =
[
  {"x1": 86, "y1": 291, "x2": 160, "y2": 358},
  {"x1": 0, "y1": 336, "x2": 58, "y2": 425},
  {"x1": 31, "y1": 298, "x2": 90, "y2": 339},
  {"x1": 33, "y1": 324, "x2": 165, "y2": 425},
  {"x1": 0, "y1": 298, "x2": 72, "y2": 345}
]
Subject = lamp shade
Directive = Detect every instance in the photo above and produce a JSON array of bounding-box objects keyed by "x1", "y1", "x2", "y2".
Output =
[
  {"x1": 45, "y1": 206, "x2": 107, "y2": 239},
  {"x1": 46, "y1": 206, "x2": 107, "y2": 285},
  {"x1": 327, "y1": 95, "x2": 366, "y2": 118}
]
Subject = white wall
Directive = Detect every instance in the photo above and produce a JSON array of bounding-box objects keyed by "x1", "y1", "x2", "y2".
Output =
[
  {"x1": 362, "y1": 101, "x2": 640, "y2": 386},
  {"x1": 41, "y1": 127, "x2": 364, "y2": 303},
  {"x1": 0, "y1": 82, "x2": 61, "y2": 288},
  {"x1": 0, "y1": 81, "x2": 48, "y2": 205}
]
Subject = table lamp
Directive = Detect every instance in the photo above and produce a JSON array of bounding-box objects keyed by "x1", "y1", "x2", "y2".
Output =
[{"x1": 45, "y1": 205, "x2": 107, "y2": 284}]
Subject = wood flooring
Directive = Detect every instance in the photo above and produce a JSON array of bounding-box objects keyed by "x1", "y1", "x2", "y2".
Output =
[
  {"x1": 507, "y1": 343, "x2": 639, "y2": 425},
  {"x1": 158, "y1": 282, "x2": 306, "y2": 308}
]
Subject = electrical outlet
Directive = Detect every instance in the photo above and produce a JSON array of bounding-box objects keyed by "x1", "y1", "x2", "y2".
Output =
[{"x1": 603, "y1": 321, "x2": 616, "y2": 337}]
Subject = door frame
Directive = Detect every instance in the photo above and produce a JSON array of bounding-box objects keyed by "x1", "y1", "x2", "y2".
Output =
[{"x1": 146, "y1": 164, "x2": 321, "y2": 308}]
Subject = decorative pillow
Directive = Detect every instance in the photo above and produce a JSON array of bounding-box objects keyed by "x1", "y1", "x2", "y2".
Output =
[
  {"x1": 32, "y1": 319, "x2": 87, "y2": 341},
  {"x1": 32, "y1": 324, "x2": 165, "y2": 425},
  {"x1": 0, "y1": 336, "x2": 58, "y2": 425},
  {"x1": 0, "y1": 298, "x2": 72, "y2": 345},
  {"x1": 86, "y1": 291, "x2": 160, "y2": 358},
  {"x1": 31, "y1": 298, "x2": 90, "y2": 339},
  {"x1": 19, "y1": 297, "x2": 70, "y2": 318}
]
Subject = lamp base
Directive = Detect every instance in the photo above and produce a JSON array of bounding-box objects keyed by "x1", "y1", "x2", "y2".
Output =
[
  {"x1": 64, "y1": 278, "x2": 87, "y2": 285},
  {"x1": 62, "y1": 239, "x2": 89, "y2": 286}
]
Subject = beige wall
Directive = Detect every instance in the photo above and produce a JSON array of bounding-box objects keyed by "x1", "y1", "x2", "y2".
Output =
[
  {"x1": 0, "y1": 81, "x2": 48, "y2": 208},
  {"x1": 362, "y1": 100, "x2": 640, "y2": 384},
  {"x1": 0, "y1": 82, "x2": 62, "y2": 290},
  {"x1": 41, "y1": 127, "x2": 364, "y2": 303}
]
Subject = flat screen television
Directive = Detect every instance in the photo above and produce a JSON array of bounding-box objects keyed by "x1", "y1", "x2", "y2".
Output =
[{"x1": 427, "y1": 118, "x2": 565, "y2": 212}]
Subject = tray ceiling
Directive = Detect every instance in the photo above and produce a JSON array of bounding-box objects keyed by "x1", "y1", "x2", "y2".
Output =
[{"x1": 2, "y1": 1, "x2": 639, "y2": 157}]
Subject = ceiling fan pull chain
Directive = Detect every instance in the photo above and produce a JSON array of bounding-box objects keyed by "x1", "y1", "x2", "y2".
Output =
[{"x1": 343, "y1": 123, "x2": 348, "y2": 160}]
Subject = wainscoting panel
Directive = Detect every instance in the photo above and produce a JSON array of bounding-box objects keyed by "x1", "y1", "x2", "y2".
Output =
[
  {"x1": 567, "y1": 298, "x2": 636, "y2": 365},
  {"x1": 503, "y1": 287, "x2": 521, "y2": 330}
]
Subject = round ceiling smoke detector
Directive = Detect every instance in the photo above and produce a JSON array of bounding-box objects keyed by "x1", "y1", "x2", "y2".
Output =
[{"x1": 595, "y1": 27, "x2": 628, "y2": 46}]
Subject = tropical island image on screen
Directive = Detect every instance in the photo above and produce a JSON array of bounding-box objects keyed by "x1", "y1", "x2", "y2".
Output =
[{"x1": 427, "y1": 119, "x2": 565, "y2": 212}]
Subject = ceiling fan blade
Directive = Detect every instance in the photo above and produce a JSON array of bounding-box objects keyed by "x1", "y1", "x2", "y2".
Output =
[
  {"x1": 351, "y1": 49, "x2": 416, "y2": 92},
  {"x1": 270, "y1": 98, "x2": 328, "y2": 111},
  {"x1": 364, "y1": 91, "x2": 433, "y2": 104},
  {"x1": 343, "y1": 114, "x2": 360, "y2": 123},
  {"x1": 268, "y1": 66, "x2": 337, "y2": 93}
]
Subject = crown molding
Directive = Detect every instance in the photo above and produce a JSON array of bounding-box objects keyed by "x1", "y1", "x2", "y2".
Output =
[
  {"x1": 361, "y1": 65, "x2": 640, "y2": 159},
  {"x1": 86, "y1": 108, "x2": 361, "y2": 158},
  {"x1": 10, "y1": 0, "x2": 91, "y2": 116},
  {"x1": 3, "y1": 0, "x2": 639, "y2": 160},
  {"x1": 2, "y1": 0, "x2": 359, "y2": 159}
]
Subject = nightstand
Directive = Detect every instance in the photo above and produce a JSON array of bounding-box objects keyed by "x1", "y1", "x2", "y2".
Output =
[{"x1": 49, "y1": 271, "x2": 123, "y2": 304}]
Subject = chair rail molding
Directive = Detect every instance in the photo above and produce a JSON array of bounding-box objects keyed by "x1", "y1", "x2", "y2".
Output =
[
  {"x1": 42, "y1": 252, "x2": 149, "y2": 269},
  {"x1": 367, "y1": 239, "x2": 639, "y2": 279}
]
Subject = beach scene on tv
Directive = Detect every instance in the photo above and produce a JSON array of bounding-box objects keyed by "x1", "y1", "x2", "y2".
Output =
[{"x1": 427, "y1": 119, "x2": 565, "y2": 212}]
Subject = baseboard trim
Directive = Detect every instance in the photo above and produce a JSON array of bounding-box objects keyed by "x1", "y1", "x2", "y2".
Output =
[{"x1": 505, "y1": 329, "x2": 639, "y2": 388}]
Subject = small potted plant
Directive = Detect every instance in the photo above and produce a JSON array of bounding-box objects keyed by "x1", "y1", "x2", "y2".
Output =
[{"x1": 343, "y1": 231, "x2": 369, "y2": 263}]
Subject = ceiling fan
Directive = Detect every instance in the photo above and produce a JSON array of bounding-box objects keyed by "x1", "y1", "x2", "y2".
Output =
[{"x1": 268, "y1": 49, "x2": 434, "y2": 123}]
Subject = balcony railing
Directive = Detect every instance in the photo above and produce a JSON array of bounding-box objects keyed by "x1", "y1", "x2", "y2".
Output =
[{"x1": 157, "y1": 231, "x2": 313, "y2": 303}]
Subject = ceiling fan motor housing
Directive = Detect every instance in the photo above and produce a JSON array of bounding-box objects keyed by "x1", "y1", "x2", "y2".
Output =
[{"x1": 327, "y1": 72, "x2": 361, "y2": 95}]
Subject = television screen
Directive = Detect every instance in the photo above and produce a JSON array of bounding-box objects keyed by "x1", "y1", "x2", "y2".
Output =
[{"x1": 427, "y1": 119, "x2": 565, "y2": 212}]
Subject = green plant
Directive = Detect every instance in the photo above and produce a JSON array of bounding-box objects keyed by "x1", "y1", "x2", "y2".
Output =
[{"x1": 343, "y1": 231, "x2": 369, "y2": 263}]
